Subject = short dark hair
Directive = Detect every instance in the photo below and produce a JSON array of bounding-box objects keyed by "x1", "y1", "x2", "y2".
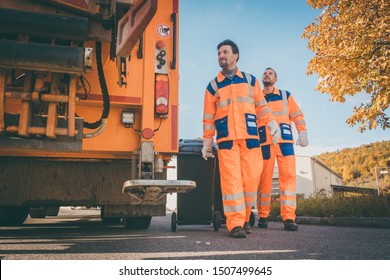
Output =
[
  {"x1": 265, "y1": 67, "x2": 277, "y2": 77},
  {"x1": 217, "y1": 39, "x2": 239, "y2": 62}
]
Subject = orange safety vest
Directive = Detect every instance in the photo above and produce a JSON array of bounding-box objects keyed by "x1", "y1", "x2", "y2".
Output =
[
  {"x1": 258, "y1": 87, "x2": 306, "y2": 146},
  {"x1": 203, "y1": 69, "x2": 274, "y2": 144}
]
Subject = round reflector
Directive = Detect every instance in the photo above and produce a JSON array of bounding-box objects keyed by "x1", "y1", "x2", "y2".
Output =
[{"x1": 141, "y1": 128, "x2": 154, "y2": 139}]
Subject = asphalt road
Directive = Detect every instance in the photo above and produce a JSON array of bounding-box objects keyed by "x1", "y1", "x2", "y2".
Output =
[{"x1": 0, "y1": 207, "x2": 389, "y2": 260}]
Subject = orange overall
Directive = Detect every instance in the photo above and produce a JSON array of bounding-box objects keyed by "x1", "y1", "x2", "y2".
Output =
[
  {"x1": 203, "y1": 69, "x2": 275, "y2": 231},
  {"x1": 257, "y1": 87, "x2": 307, "y2": 221}
]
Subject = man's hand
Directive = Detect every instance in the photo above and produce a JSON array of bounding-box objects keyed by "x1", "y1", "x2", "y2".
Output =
[
  {"x1": 296, "y1": 130, "x2": 308, "y2": 147},
  {"x1": 267, "y1": 120, "x2": 281, "y2": 145},
  {"x1": 201, "y1": 138, "x2": 215, "y2": 160}
]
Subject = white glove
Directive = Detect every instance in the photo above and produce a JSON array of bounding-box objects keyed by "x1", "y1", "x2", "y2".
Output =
[
  {"x1": 266, "y1": 120, "x2": 281, "y2": 145},
  {"x1": 201, "y1": 138, "x2": 215, "y2": 160},
  {"x1": 296, "y1": 130, "x2": 308, "y2": 147}
]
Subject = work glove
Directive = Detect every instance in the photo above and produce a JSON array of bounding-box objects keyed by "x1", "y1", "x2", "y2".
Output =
[
  {"x1": 267, "y1": 120, "x2": 281, "y2": 145},
  {"x1": 296, "y1": 130, "x2": 308, "y2": 147},
  {"x1": 201, "y1": 138, "x2": 215, "y2": 160}
]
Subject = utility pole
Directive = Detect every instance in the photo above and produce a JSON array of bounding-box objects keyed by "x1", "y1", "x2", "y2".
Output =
[{"x1": 374, "y1": 167, "x2": 380, "y2": 195}]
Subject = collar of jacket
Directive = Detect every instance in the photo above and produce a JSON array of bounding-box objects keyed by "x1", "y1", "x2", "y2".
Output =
[
  {"x1": 217, "y1": 68, "x2": 244, "y2": 83},
  {"x1": 265, "y1": 86, "x2": 280, "y2": 96}
]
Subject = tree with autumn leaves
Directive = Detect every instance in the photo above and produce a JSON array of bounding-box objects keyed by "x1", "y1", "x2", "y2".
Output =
[{"x1": 302, "y1": 0, "x2": 389, "y2": 132}]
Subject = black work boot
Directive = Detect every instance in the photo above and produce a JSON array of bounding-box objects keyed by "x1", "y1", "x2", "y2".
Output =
[
  {"x1": 230, "y1": 226, "x2": 247, "y2": 238},
  {"x1": 257, "y1": 217, "x2": 268, "y2": 228},
  {"x1": 284, "y1": 219, "x2": 298, "y2": 231},
  {"x1": 243, "y1": 222, "x2": 252, "y2": 234}
]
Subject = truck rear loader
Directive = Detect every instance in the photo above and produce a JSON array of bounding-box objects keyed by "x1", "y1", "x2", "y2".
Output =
[{"x1": 0, "y1": 0, "x2": 195, "y2": 228}]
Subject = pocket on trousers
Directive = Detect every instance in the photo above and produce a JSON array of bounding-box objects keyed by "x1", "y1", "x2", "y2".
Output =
[
  {"x1": 245, "y1": 113, "x2": 258, "y2": 136},
  {"x1": 261, "y1": 145, "x2": 271, "y2": 160},
  {"x1": 258, "y1": 125, "x2": 267, "y2": 144},
  {"x1": 245, "y1": 139, "x2": 260, "y2": 149},
  {"x1": 279, "y1": 143, "x2": 295, "y2": 156},
  {"x1": 218, "y1": 140, "x2": 233, "y2": 150},
  {"x1": 280, "y1": 123, "x2": 293, "y2": 141},
  {"x1": 215, "y1": 116, "x2": 229, "y2": 140}
]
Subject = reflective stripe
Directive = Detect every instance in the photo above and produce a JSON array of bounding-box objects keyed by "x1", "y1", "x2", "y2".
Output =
[
  {"x1": 203, "y1": 113, "x2": 215, "y2": 120},
  {"x1": 237, "y1": 96, "x2": 254, "y2": 104},
  {"x1": 257, "y1": 107, "x2": 271, "y2": 119},
  {"x1": 260, "y1": 193, "x2": 271, "y2": 199},
  {"x1": 244, "y1": 72, "x2": 254, "y2": 97},
  {"x1": 255, "y1": 99, "x2": 268, "y2": 107},
  {"x1": 223, "y1": 203, "x2": 246, "y2": 213},
  {"x1": 245, "y1": 191, "x2": 257, "y2": 198},
  {"x1": 223, "y1": 192, "x2": 244, "y2": 201},
  {"x1": 281, "y1": 90, "x2": 289, "y2": 115},
  {"x1": 280, "y1": 190, "x2": 296, "y2": 196},
  {"x1": 273, "y1": 110, "x2": 289, "y2": 116},
  {"x1": 217, "y1": 98, "x2": 232, "y2": 108},
  {"x1": 204, "y1": 123, "x2": 215, "y2": 130},
  {"x1": 296, "y1": 119, "x2": 306, "y2": 126},
  {"x1": 210, "y1": 78, "x2": 218, "y2": 93},
  {"x1": 290, "y1": 111, "x2": 303, "y2": 119},
  {"x1": 280, "y1": 200, "x2": 296, "y2": 206},
  {"x1": 259, "y1": 200, "x2": 271, "y2": 206}
]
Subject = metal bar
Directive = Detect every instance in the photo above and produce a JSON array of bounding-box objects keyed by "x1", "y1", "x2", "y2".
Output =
[
  {"x1": 5, "y1": 92, "x2": 70, "y2": 103},
  {"x1": 7, "y1": 126, "x2": 70, "y2": 136},
  {"x1": 46, "y1": 73, "x2": 60, "y2": 138},
  {"x1": 18, "y1": 73, "x2": 34, "y2": 137},
  {"x1": 68, "y1": 76, "x2": 77, "y2": 137},
  {"x1": 0, "y1": 40, "x2": 88, "y2": 75},
  {"x1": 0, "y1": 8, "x2": 90, "y2": 41},
  {"x1": 0, "y1": 69, "x2": 5, "y2": 132}
]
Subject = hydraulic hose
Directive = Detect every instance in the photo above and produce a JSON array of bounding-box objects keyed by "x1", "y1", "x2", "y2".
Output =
[{"x1": 83, "y1": 41, "x2": 110, "y2": 130}]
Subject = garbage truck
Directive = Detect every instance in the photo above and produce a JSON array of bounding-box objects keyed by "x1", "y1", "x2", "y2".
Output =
[{"x1": 0, "y1": 0, "x2": 195, "y2": 228}]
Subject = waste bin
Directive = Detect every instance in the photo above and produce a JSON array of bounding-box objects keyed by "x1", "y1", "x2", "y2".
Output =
[{"x1": 172, "y1": 139, "x2": 223, "y2": 232}]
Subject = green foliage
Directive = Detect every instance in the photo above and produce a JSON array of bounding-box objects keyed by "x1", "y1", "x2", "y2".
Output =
[
  {"x1": 270, "y1": 193, "x2": 390, "y2": 217},
  {"x1": 315, "y1": 140, "x2": 390, "y2": 188}
]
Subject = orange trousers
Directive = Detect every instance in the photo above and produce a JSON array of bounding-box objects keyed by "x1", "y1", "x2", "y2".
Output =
[
  {"x1": 218, "y1": 139, "x2": 262, "y2": 231},
  {"x1": 257, "y1": 143, "x2": 296, "y2": 221}
]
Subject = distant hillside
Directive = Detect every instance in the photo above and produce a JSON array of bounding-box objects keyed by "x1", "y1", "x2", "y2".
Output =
[{"x1": 315, "y1": 140, "x2": 390, "y2": 189}]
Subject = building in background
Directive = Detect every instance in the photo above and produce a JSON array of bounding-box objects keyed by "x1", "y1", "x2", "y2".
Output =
[{"x1": 271, "y1": 156, "x2": 343, "y2": 197}]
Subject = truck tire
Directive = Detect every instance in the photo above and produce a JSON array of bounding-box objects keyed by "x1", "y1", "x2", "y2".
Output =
[
  {"x1": 123, "y1": 216, "x2": 152, "y2": 229},
  {"x1": 100, "y1": 206, "x2": 122, "y2": 224},
  {"x1": 0, "y1": 206, "x2": 30, "y2": 226}
]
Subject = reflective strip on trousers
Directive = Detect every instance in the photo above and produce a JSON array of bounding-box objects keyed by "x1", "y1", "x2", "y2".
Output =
[
  {"x1": 224, "y1": 203, "x2": 246, "y2": 213},
  {"x1": 280, "y1": 200, "x2": 296, "y2": 206},
  {"x1": 223, "y1": 192, "x2": 244, "y2": 201},
  {"x1": 244, "y1": 191, "x2": 257, "y2": 208},
  {"x1": 280, "y1": 190, "x2": 296, "y2": 197}
]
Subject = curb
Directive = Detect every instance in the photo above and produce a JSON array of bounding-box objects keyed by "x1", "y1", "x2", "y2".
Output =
[{"x1": 268, "y1": 215, "x2": 390, "y2": 229}]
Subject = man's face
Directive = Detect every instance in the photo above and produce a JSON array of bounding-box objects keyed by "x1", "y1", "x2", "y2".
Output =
[
  {"x1": 218, "y1": 45, "x2": 238, "y2": 70},
  {"x1": 262, "y1": 69, "x2": 277, "y2": 87}
]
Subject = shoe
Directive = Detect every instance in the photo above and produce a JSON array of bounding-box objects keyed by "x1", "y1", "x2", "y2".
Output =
[
  {"x1": 230, "y1": 226, "x2": 247, "y2": 238},
  {"x1": 257, "y1": 217, "x2": 268, "y2": 228},
  {"x1": 243, "y1": 222, "x2": 252, "y2": 234},
  {"x1": 284, "y1": 219, "x2": 298, "y2": 231}
]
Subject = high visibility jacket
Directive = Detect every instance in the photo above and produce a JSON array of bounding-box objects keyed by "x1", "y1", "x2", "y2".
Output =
[
  {"x1": 203, "y1": 69, "x2": 274, "y2": 144},
  {"x1": 258, "y1": 87, "x2": 306, "y2": 145}
]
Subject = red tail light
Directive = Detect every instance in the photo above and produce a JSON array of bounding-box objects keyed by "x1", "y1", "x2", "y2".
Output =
[{"x1": 155, "y1": 74, "x2": 169, "y2": 115}]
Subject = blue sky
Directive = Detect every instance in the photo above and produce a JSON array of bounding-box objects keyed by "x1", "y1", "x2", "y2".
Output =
[{"x1": 177, "y1": 0, "x2": 389, "y2": 156}]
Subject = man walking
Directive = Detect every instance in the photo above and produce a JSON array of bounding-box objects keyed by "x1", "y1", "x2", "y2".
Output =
[
  {"x1": 257, "y1": 67, "x2": 308, "y2": 231},
  {"x1": 202, "y1": 40, "x2": 280, "y2": 238}
]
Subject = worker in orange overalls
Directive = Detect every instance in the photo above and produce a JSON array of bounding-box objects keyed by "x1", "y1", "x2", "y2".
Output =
[
  {"x1": 202, "y1": 40, "x2": 280, "y2": 238},
  {"x1": 257, "y1": 67, "x2": 308, "y2": 231}
]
